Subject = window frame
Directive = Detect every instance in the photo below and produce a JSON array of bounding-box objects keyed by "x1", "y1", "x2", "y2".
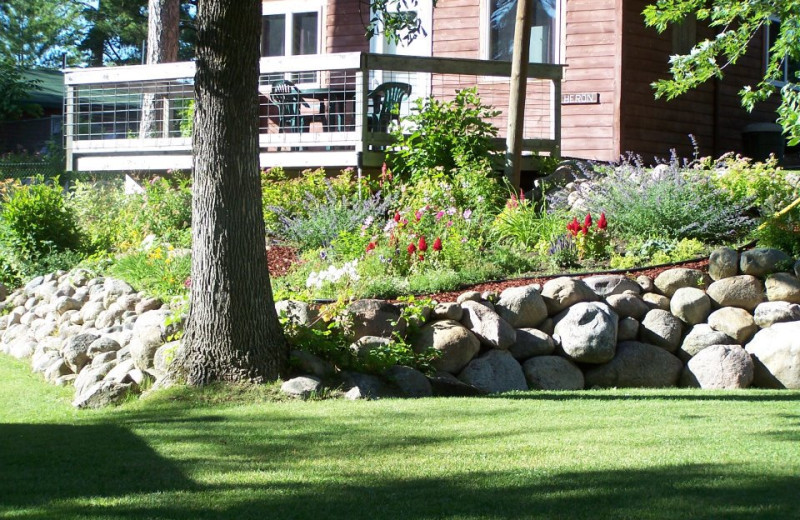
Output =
[
  {"x1": 764, "y1": 15, "x2": 800, "y2": 87},
  {"x1": 261, "y1": 0, "x2": 325, "y2": 59},
  {"x1": 479, "y1": 0, "x2": 563, "y2": 64}
]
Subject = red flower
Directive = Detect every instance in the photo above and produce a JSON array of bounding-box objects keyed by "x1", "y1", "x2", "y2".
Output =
[
  {"x1": 393, "y1": 212, "x2": 401, "y2": 222},
  {"x1": 567, "y1": 217, "x2": 580, "y2": 237},
  {"x1": 581, "y1": 224, "x2": 588, "y2": 235},
  {"x1": 519, "y1": 189, "x2": 525, "y2": 202},
  {"x1": 418, "y1": 254, "x2": 425, "y2": 261},
  {"x1": 597, "y1": 212, "x2": 607, "y2": 230},
  {"x1": 433, "y1": 237, "x2": 442, "y2": 251},
  {"x1": 418, "y1": 236, "x2": 428, "y2": 252},
  {"x1": 407, "y1": 243, "x2": 416, "y2": 254},
  {"x1": 584, "y1": 213, "x2": 592, "y2": 229},
  {"x1": 366, "y1": 242, "x2": 376, "y2": 252}
]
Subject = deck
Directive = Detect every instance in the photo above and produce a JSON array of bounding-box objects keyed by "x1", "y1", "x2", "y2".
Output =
[{"x1": 63, "y1": 52, "x2": 564, "y2": 172}]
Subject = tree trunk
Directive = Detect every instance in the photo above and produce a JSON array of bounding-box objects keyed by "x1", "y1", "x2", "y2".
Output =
[
  {"x1": 140, "y1": 0, "x2": 181, "y2": 138},
  {"x1": 179, "y1": 0, "x2": 286, "y2": 384}
]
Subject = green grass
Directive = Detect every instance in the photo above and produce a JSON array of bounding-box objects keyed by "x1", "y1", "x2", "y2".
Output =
[{"x1": 1, "y1": 354, "x2": 799, "y2": 520}]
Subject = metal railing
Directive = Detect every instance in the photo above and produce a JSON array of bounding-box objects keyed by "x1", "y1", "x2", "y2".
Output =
[{"x1": 63, "y1": 53, "x2": 563, "y2": 171}]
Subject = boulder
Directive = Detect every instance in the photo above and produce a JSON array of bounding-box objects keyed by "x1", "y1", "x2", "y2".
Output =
[
  {"x1": 350, "y1": 336, "x2": 391, "y2": 359},
  {"x1": 86, "y1": 336, "x2": 121, "y2": 358},
  {"x1": 709, "y1": 247, "x2": 739, "y2": 281},
  {"x1": 745, "y1": 322, "x2": 800, "y2": 388},
  {"x1": 432, "y1": 302, "x2": 463, "y2": 321},
  {"x1": 753, "y1": 301, "x2": 800, "y2": 328},
  {"x1": 72, "y1": 381, "x2": 133, "y2": 409},
  {"x1": 495, "y1": 285, "x2": 548, "y2": 328},
  {"x1": 670, "y1": 287, "x2": 711, "y2": 325},
  {"x1": 275, "y1": 300, "x2": 318, "y2": 327},
  {"x1": 706, "y1": 276, "x2": 765, "y2": 311},
  {"x1": 80, "y1": 301, "x2": 105, "y2": 324},
  {"x1": 44, "y1": 359, "x2": 72, "y2": 383},
  {"x1": 348, "y1": 299, "x2": 405, "y2": 340},
  {"x1": 707, "y1": 307, "x2": 757, "y2": 344},
  {"x1": 522, "y1": 356, "x2": 584, "y2": 390},
  {"x1": 654, "y1": 268, "x2": 706, "y2": 297},
  {"x1": 383, "y1": 365, "x2": 432, "y2": 398},
  {"x1": 457, "y1": 350, "x2": 527, "y2": 394},
  {"x1": 584, "y1": 341, "x2": 683, "y2": 388},
  {"x1": 605, "y1": 293, "x2": 649, "y2": 320},
  {"x1": 53, "y1": 296, "x2": 82, "y2": 316},
  {"x1": 642, "y1": 293, "x2": 670, "y2": 311},
  {"x1": 540, "y1": 277, "x2": 598, "y2": 315},
  {"x1": 508, "y1": 328, "x2": 555, "y2": 360},
  {"x1": 681, "y1": 345, "x2": 754, "y2": 389},
  {"x1": 412, "y1": 319, "x2": 480, "y2": 374},
  {"x1": 135, "y1": 297, "x2": 163, "y2": 314},
  {"x1": 289, "y1": 350, "x2": 336, "y2": 379},
  {"x1": 129, "y1": 325, "x2": 166, "y2": 371},
  {"x1": 618, "y1": 317, "x2": 639, "y2": 342},
  {"x1": 152, "y1": 341, "x2": 181, "y2": 376},
  {"x1": 456, "y1": 291, "x2": 482, "y2": 304},
  {"x1": 102, "y1": 278, "x2": 135, "y2": 308},
  {"x1": 427, "y1": 370, "x2": 485, "y2": 396},
  {"x1": 460, "y1": 300, "x2": 516, "y2": 350},
  {"x1": 582, "y1": 275, "x2": 641, "y2": 297},
  {"x1": 104, "y1": 359, "x2": 136, "y2": 383},
  {"x1": 765, "y1": 273, "x2": 800, "y2": 303},
  {"x1": 740, "y1": 248, "x2": 793, "y2": 278},
  {"x1": 679, "y1": 324, "x2": 737, "y2": 360},
  {"x1": 343, "y1": 372, "x2": 397, "y2": 400},
  {"x1": 639, "y1": 309, "x2": 683, "y2": 352},
  {"x1": 74, "y1": 361, "x2": 116, "y2": 396},
  {"x1": 636, "y1": 275, "x2": 655, "y2": 293},
  {"x1": 62, "y1": 333, "x2": 100, "y2": 372},
  {"x1": 553, "y1": 302, "x2": 618, "y2": 363},
  {"x1": 280, "y1": 376, "x2": 323, "y2": 399}
]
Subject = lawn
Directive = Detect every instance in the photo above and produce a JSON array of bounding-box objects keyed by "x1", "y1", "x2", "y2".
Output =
[{"x1": 1, "y1": 356, "x2": 799, "y2": 520}]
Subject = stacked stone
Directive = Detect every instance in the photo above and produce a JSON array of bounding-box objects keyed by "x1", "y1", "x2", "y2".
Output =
[
  {"x1": 0, "y1": 269, "x2": 179, "y2": 408},
  {"x1": 282, "y1": 247, "x2": 800, "y2": 398}
]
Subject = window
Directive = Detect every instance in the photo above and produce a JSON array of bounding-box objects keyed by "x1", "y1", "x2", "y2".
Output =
[
  {"x1": 765, "y1": 17, "x2": 800, "y2": 85},
  {"x1": 260, "y1": 2, "x2": 322, "y2": 58},
  {"x1": 484, "y1": 0, "x2": 559, "y2": 64}
]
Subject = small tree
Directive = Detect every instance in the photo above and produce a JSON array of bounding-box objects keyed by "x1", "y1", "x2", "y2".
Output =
[{"x1": 644, "y1": 1, "x2": 800, "y2": 144}]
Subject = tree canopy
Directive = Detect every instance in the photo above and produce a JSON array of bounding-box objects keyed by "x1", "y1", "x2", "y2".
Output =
[{"x1": 644, "y1": 1, "x2": 800, "y2": 144}]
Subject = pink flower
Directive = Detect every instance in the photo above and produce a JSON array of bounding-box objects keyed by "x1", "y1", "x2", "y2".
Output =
[
  {"x1": 435, "y1": 210, "x2": 445, "y2": 221},
  {"x1": 463, "y1": 209, "x2": 472, "y2": 220},
  {"x1": 415, "y1": 210, "x2": 423, "y2": 221},
  {"x1": 433, "y1": 237, "x2": 442, "y2": 251}
]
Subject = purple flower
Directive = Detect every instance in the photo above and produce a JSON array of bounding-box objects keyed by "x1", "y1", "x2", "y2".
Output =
[{"x1": 462, "y1": 209, "x2": 472, "y2": 220}]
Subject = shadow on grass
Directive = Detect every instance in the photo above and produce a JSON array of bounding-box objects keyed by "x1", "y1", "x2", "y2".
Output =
[
  {"x1": 10, "y1": 464, "x2": 799, "y2": 520},
  {"x1": 489, "y1": 391, "x2": 800, "y2": 403},
  {"x1": 0, "y1": 423, "x2": 197, "y2": 510}
]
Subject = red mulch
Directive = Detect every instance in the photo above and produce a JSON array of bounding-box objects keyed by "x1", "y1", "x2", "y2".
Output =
[{"x1": 266, "y1": 244, "x2": 710, "y2": 302}]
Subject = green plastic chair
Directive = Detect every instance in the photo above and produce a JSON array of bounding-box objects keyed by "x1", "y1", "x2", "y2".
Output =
[
  {"x1": 367, "y1": 82, "x2": 412, "y2": 133},
  {"x1": 269, "y1": 79, "x2": 310, "y2": 134}
]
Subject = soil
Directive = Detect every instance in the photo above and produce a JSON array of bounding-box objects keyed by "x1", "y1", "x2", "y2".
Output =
[{"x1": 266, "y1": 244, "x2": 710, "y2": 302}]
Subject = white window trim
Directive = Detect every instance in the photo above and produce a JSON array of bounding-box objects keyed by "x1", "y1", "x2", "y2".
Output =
[
  {"x1": 764, "y1": 15, "x2": 798, "y2": 87},
  {"x1": 261, "y1": 0, "x2": 326, "y2": 57},
  {"x1": 479, "y1": 0, "x2": 563, "y2": 64}
]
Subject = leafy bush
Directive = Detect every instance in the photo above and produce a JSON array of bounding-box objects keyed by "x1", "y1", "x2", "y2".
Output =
[
  {"x1": 69, "y1": 178, "x2": 132, "y2": 253},
  {"x1": 708, "y1": 154, "x2": 798, "y2": 214},
  {"x1": 578, "y1": 155, "x2": 755, "y2": 243},
  {"x1": 106, "y1": 245, "x2": 191, "y2": 302},
  {"x1": 388, "y1": 87, "x2": 500, "y2": 179}
]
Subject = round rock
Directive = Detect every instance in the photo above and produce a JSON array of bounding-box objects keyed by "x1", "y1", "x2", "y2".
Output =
[
  {"x1": 740, "y1": 248, "x2": 793, "y2": 278},
  {"x1": 584, "y1": 341, "x2": 683, "y2": 388},
  {"x1": 522, "y1": 356, "x2": 584, "y2": 390},
  {"x1": 412, "y1": 319, "x2": 480, "y2": 374},
  {"x1": 670, "y1": 287, "x2": 711, "y2": 325},
  {"x1": 753, "y1": 301, "x2": 800, "y2": 328},
  {"x1": 553, "y1": 302, "x2": 618, "y2": 364},
  {"x1": 707, "y1": 307, "x2": 757, "y2": 345},
  {"x1": 706, "y1": 276, "x2": 765, "y2": 311},
  {"x1": 639, "y1": 309, "x2": 683, "y2": 352},
  {"x1": 765, "y1": 273, "x2": 800, "y2": 303},
  {"x1": 654, "y1": 268, "x2": 706, "y2": 297},
  {"x1": 457, "y1": 349, "x2": 527, "y2": 394},
  {"x1": 605, "y1": 293, "x2": 649, "y2": 320},
  {"x1": 495, "y1": 285, "x2": 548, "y2": 328},
  {"x1": 709, "y1": 247, "x2": 739, "y2": 281},
  {"x1": 681, "y1": 344, "x2": 754, "y2": 389},
  {"x1": 679, "y1": 324, "x2": 737, "y2": 361},
  {"x1": 460, "y1": 300, "x2": 516, "y2": 350},
  {"x1": 541, "y1": 277, "x2": 598, "y2": 315},
  {"x1": 745, "y1": 321, "x2": 800, "y2": 389}
]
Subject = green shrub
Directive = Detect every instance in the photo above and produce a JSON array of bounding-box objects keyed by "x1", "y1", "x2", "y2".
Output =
[
  {"x1": 388, "y1": 87, "x2": 500, "y2": 179},
  {"x1": 709, "y1": 154, "x2": 798, "y2": 215},
  {"x1": 68, "y1": 178, "x2": 132, "y2": 253},
  {"x1": 106, "y1": 245, "x2": 191, "y2": 301}
]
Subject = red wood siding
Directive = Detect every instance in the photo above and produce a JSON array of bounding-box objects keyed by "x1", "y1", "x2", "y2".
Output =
[
  {"x1": 432, "y1": 0, "x2": 481, "y2": 58},
  {"x1": 326, "y1": 0, "x2": 370, "y2": 53},
  {"x1": 561, "y1": 0, "x2": 621, "y2": 161},
  {"x1": 619, "y1": 0, "x2": 777, "y2": 162}
]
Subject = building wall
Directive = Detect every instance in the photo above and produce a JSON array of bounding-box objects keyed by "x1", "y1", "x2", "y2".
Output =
[
  {"x1": 619, "y1": 0, "x2": 778, "y2": 162},
  {"x1": 326, "y1": 0, "x2": 370, "y2": 53}
]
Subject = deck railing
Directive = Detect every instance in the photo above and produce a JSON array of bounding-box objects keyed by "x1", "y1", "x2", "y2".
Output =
[{"x1": 63, "y1": 52, "x2": 563, "y2": 172}]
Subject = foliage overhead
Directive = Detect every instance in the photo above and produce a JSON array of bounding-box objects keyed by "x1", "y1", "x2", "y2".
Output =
[
  {"x1": 365, "y1": 0, "x2": 438, "y2": 45},
  {"x1": 643, "y1": 1, "x2": 800, "y2": 144},
  {"x1": 0, "y1": 0, "x2": 85, "y2": 68},
  {"x1": 0, "y1": 59, "x2": 43, "y2": 121}
]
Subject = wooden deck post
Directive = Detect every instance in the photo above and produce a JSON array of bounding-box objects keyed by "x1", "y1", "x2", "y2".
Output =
[{"x1": 504, "y1": 0, "x2": 533, "y2": 188}]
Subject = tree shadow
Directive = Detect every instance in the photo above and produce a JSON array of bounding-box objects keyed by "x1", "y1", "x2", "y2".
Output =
[{"x1": 489, "y1": 391, "x2": 800, "y2": 403}]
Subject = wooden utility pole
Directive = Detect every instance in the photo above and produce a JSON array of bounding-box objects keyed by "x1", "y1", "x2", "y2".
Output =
[{"x1": 504, "y1": 0, "x2": 533, "y2": 188}]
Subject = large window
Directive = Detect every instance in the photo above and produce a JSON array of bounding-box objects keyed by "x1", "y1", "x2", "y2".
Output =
[
  {"x1": 765, "y1": 17, "x2": 800, "y2": 85},
  {"x1": 260, "y1": 2, "x2": 322, "y2": 58},
  {"x1": 485, "y1": 0, "x2": 559, "y2": 63}
]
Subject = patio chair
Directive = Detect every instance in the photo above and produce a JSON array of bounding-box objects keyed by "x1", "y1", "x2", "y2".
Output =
[
  {"x1": 367, "y1": 82, "x2": 412, "y2": 133},
  {"x1": 269, "y1": 79, "x2": 310, "y2": 134}
]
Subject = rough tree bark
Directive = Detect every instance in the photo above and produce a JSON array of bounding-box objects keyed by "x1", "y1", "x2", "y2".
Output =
[
  {"x1": 140, "y1": 0, "x2": 180, "y2": 138},
  {"x1": 177, "y1": 0, "x2": 286, "y2": 384}
]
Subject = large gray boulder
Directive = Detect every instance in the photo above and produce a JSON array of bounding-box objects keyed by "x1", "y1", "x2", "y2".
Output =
[
  {"x1": 707, "y1": 307, "x2": 757, "y2": 344},
  {"x1": 432, "y1": 302, "x2": 463, "y2": 321},
  {"x1": 654, "y1": 268, "x2": 706, "y2": 297},
  {"x1": 642, "y1": 293, "x2": 670, "y2": 311},
  {"x1": 460, "y1": 300, "x2": 516, "y2": 350},
  {"x1": 343, "y1": 372, "x2": 397, "y2": 400},
  {"x1": 412, "y1": 319, "x2": 480, "y2": 374},
  {"x1": 745, "y1": 322, "x2": 800, "y2": 388},
  {"x1": 508, "y1": 328, "x2": 555, "y2": 360},
  {"x1": 765, "y1": 273, "x2": 800, "y2": 303},
  {"x1": 582, "y1": 275, "x2": 641, "y2": 298},
  {"x1": 495, "y1": 285, "x2": 548, "y2": 328},
  {"x1": 670, "y1": 287, "x2": 711, "y2": 325},
  {"x1": 128, "y1": 317, "x2": 167, "y2": 372},
  {"x1": 679, "y1": 324, "x2": 737, "y2": 360},
  {"x1": 584, "y1": 341, "x2": 683, "y2": 388},
  {"x1": 618, "y1": 317, "x2": 640, "y2": 341},
  {"x1": 605, "y1": 293, "x2": 649, "y2": 320},
  {"x1": 681, "y1": 344, "x2": 754, "y2": 389},
  {"x1": 457, "y1": 349, "x2": 527, "y2": 394},
  {"x1": 347, "y1": 299, "x2": 405, "y2": 340},
  {"x1": 281, "y1": 376, "x2": 323, "y2": 399},
  {"x1": 541, "y1": 277, "x2": 598, "y2": 315},
  {"x1": 72, "y1": 381, "x2": 133, "y2": 409},
  {"x1": 62, "y1": 333, "x2": 100, "y2": 373},
  {"x1": 553, "y1": 302, "x2": 618, "y2": 364},
  {"x1": 383, "y1": 365, "x2": 432, "y2": 398},
  {"x1": 740, "y1": 248, "x2": 793, "y2": 278},
  {"x1": 706, "y1": 276, "x2": 765, "y2": 311},
  {"x1": 753, "y1": 301, "x2": 800, "y2": 328},
  {"x1": 275, "y1": 300, "x2": 318, "y2": 327},
  {"x1": 709, "y1": 247, "x2": 739, "y2": 281},
  {"x1": 639, "y1": 309, "x2": 683, "y2": 352},
  {"x1": 522, "y1": 356, "x2": 584, "y2": 390}
]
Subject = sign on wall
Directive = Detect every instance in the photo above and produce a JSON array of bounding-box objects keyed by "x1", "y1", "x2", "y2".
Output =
[{"x1": 561, "y1": 93, "x2": 600, "y2": 105}]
